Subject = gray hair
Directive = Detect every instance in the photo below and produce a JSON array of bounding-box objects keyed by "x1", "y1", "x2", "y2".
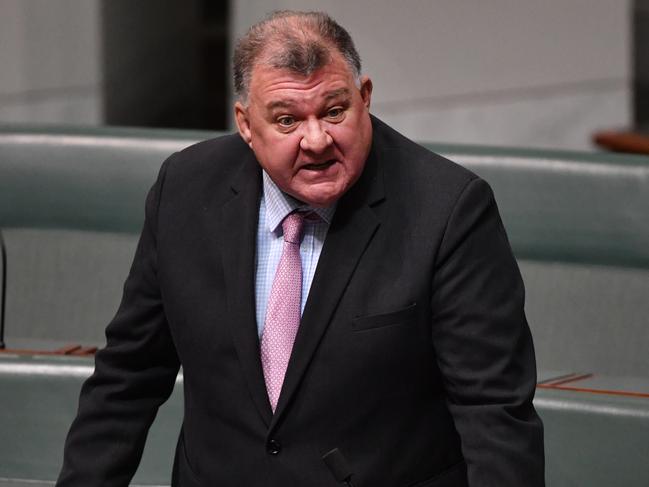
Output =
[{"x1": 233, "y1": 11, "x2": 362, "y2": 101}]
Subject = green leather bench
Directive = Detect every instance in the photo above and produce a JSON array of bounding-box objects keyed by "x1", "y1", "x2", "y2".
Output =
[
  {"x1": 1, "y1": 125, "x2": 648, "y2": 486},
  {"x1": 0, "y1": 354, "x2": 182, "y2": 486}
]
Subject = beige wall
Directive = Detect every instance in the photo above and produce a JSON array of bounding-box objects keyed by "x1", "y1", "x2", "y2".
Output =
[
  {"x1": 0, "y1": 0, "x2": 102, "y2": 124},
  {"x1": 231, "y1": 0, "x2": 631, "y2": 150},
  {"x1": 0, "y1": 0, "x2": 631, "y2": 150}
]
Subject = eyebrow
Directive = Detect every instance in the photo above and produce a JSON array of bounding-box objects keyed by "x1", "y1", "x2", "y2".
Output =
[
  {"x1": 265, "y1": 88, "x2": 352, "y2": 111},
  {"x1": 324, "y1": 88, "x2": 351, "y2": 100}
]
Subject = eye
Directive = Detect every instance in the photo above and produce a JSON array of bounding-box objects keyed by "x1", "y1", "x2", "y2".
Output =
[
  {"x1": 277, "y1": 115, "x2": 295, "y2": 127},
  {"x1": 326, "y1": 107, "x2": 344, "y2": 119}
]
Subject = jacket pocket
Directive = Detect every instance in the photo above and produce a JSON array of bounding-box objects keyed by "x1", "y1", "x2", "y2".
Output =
[
  {"x1": 352, "y1": 303, "x2": 417, "y2": 332},
  {"x1": 407, "y1": 461, "x2": 467, "y2": 487}
]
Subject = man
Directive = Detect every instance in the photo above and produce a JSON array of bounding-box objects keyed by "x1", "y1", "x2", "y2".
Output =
[{"x1": 58, "y1": 11, "x2": 544, "y2": 487}]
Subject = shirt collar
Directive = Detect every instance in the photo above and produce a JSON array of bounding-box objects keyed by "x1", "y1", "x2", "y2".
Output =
[{"x1": 262, "y1": 171, "x2": 336, "y2": 233}]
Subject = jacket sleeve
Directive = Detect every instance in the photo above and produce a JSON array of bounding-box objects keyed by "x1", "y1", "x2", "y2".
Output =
[
  {"x1": 430, "y1": 177, "x2": 545, "y2": 486},
  {"x1": 57, "y1": 156, "x2": 181, "y2": 487}
]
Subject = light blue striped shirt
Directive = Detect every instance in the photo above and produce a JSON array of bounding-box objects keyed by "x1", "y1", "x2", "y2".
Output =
[{"x1": 255, "y1": 171, "x2": 336, "y2": 337}]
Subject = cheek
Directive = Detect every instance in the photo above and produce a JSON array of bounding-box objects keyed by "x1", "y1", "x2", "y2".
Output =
[
  {"x1": 328, "y1": 125, "x2": 354, "y2": 149},
  {"x1": 254, "y1": 135, "x2": 301, "y2": 174},
  {"x1": 330, "y1": 128, "x2": 368, "y2": 173}
]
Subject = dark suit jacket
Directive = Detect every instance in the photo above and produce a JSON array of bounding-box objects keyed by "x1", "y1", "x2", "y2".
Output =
[{"x1": 57, "y1": 117, "x2": 544, "y2": 487}]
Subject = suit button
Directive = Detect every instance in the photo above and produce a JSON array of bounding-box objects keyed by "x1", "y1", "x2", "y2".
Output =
[{"x1": 267, "y1": 439, "x2": 282, "y2": 455}]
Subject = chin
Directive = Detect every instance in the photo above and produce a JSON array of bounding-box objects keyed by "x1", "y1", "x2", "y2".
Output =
[{"x1": 292, "y1": 183, "x2": 347, "y2": 208}]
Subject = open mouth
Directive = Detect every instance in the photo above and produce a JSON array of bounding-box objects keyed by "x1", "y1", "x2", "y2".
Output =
[{"x1": 302, "y1": 159, "x2": 336, "y2": 170}]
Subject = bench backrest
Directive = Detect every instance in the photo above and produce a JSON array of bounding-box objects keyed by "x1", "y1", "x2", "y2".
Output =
[{"x1": 1, "y1": 126, "x2": 648, "y2": 374}]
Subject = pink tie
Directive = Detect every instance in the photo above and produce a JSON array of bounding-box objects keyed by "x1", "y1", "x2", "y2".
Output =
[{"x1": 260, "y1": 212, "x2": 305, "y2": 411}]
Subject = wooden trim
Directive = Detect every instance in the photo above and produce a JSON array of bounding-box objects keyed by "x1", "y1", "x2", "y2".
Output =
[
  {"x1": 593, "y1": 130, "x2": 649, "y2": 154},
  {"x1": 0, "y1": 344, "x2": 96, "y2": 356},
  {"x1": 538, "y1": 372, "x2": 581, "y2": 385},
  {"x1": 546, "y1": 373, "x2": 593, "y2": 386},
  {"x1": 538, "y1": 383, "x2": 649, "y2": 399}
]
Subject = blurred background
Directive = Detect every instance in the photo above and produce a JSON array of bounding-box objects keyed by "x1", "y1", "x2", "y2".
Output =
[
  {"x1": 2, "y1": 0, "x2": 647, "y2": 151},
  {"x1": 2, "y1": 2, "x2": 649, "y2": 486}
]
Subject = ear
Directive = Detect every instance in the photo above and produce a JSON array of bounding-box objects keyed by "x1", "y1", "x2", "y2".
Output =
[
  {"x1": 234, "y1": 101, "x2": 253, "y2": 148},
  {"x1": 359, "y1": 76, "x2": 373, "y2": 110}
]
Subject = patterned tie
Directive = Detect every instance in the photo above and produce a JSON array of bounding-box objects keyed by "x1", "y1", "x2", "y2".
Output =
[{"x1": 260, "y1": 212, "x2": 305, "y2": 411}]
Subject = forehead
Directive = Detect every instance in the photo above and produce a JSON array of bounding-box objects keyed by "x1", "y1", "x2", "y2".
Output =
[{"x1": 248, "y1": 55, "x2": 356, "y2": 106}]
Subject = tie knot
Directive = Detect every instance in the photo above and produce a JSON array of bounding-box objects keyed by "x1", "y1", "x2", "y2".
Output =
[{"x1": 282, "y1": 212, "x2": 304, "y2": 244}]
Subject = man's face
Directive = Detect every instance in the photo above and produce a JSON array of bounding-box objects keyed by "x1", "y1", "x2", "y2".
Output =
[{"x1": 234, "y1": 52, "x2": 373, "y2": 207}]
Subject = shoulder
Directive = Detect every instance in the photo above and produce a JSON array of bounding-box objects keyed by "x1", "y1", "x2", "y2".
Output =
[
  {"x1": 147, "y1": 133, "x2": 259, "y2": 216},
  {"x1": 370, "y1": 116, "x2": 483, "y2": 210},
  {"x1": 165, "y1": 132, "x2": 251, "y2": 178},
  {"x1": 158, "y1": 132, "x2": 257, "y2": 197}
]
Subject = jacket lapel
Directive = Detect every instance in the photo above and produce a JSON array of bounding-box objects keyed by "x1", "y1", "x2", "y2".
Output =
[
  {"x1": 218, "y1": 152, "x2": 274, "y2": 426},
  {"x1": 270, "y1": 146, "x2": 386, "y2": 428}
]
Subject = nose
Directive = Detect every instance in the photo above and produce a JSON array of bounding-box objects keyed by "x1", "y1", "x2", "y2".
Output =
[{"x1": 299, "y1": 119, "x2": 333, "y2": 153}]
